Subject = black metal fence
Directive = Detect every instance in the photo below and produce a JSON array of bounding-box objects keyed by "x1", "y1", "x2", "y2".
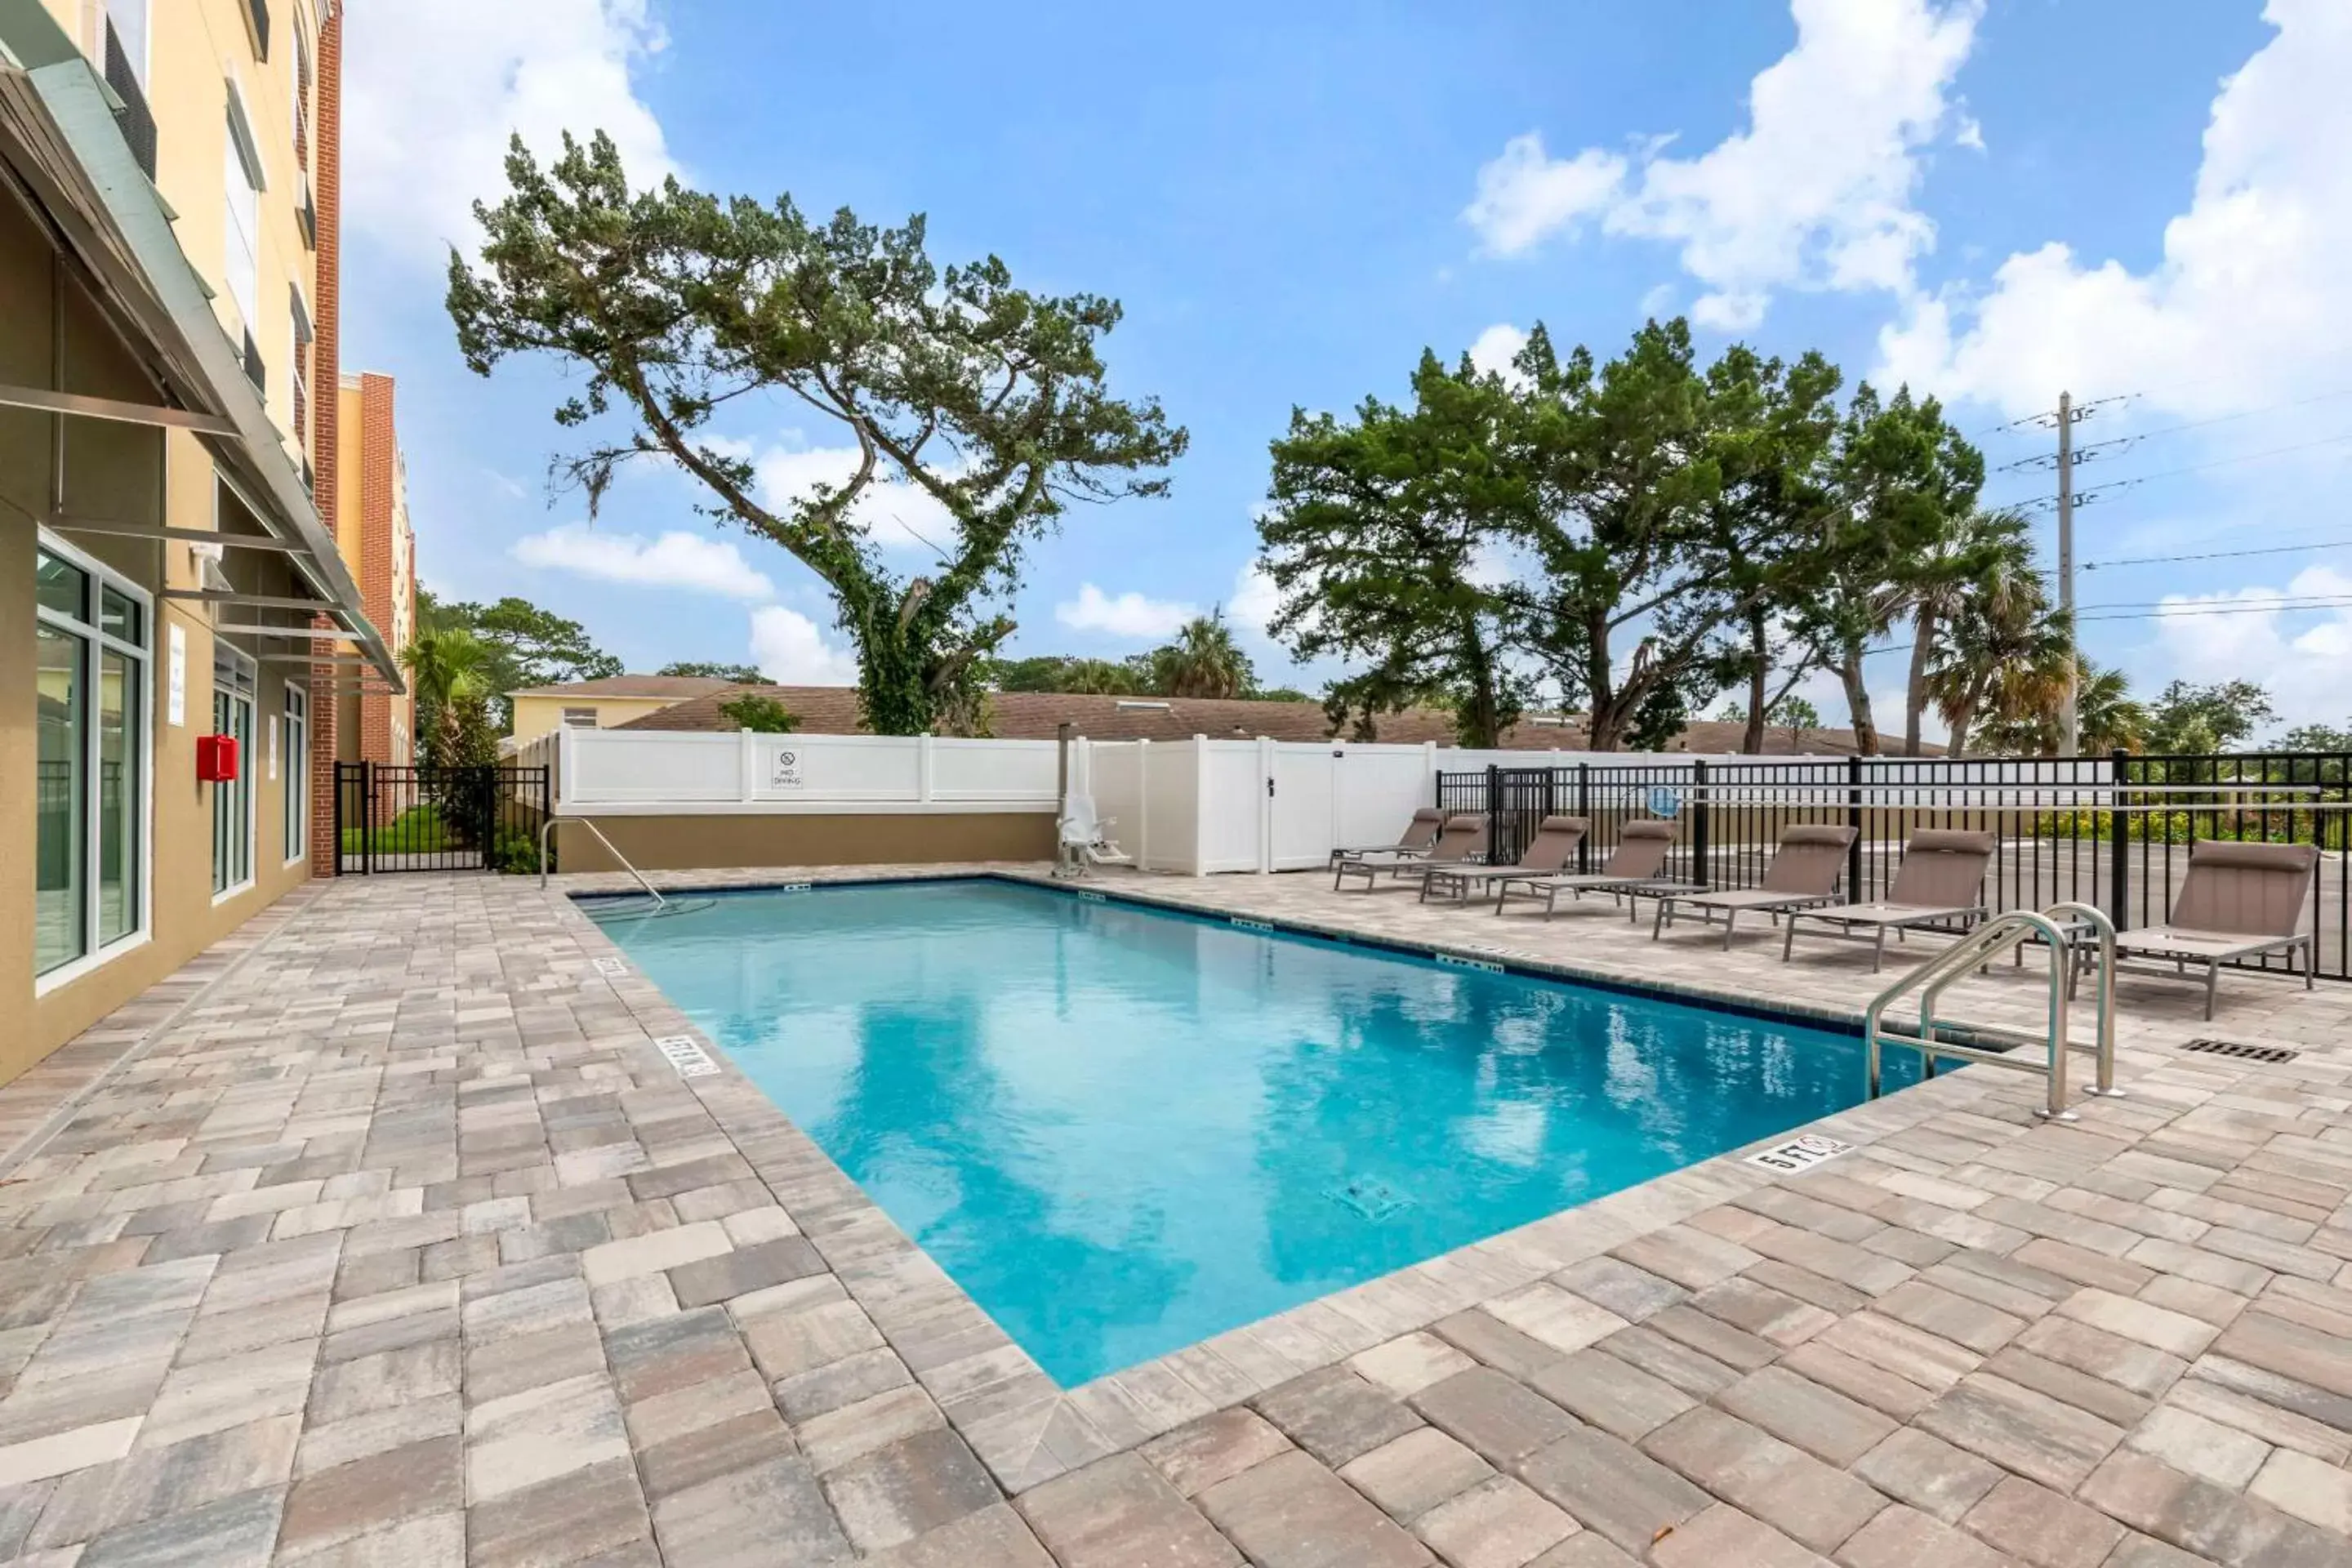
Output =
[
  {"x1": 335, "y1": 763, "x2": 551, "y2": 875},
  {"x1": 1437, "y1": 750, "x2": 2352, "y2": 982}
]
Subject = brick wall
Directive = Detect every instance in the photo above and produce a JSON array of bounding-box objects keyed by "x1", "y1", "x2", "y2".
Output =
[
  {"x1": 306, "y1": 0, "x2": 343, "y2": 879},
  {"x1": 356, "y1": 373, "x2": 396, "y2": 768}
]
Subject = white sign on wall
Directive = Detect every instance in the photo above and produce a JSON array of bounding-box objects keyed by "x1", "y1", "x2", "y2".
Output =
[
  {"x1": 769, "y1": 748, "x2": 804, "y2": 791},
  {"x1": 267, "y1": 716, "x2": 279, "y2": 781},
  {"x1": 167, "y1": 623, "x2": 186, "y2": 726}
]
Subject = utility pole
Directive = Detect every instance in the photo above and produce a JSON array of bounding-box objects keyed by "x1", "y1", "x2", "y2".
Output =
[{"x1": 2056, "y1": 390, "x2": 2077, "y2": 755}]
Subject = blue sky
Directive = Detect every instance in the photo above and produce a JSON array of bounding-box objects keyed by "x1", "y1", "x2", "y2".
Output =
[{"x1": 337, "y1": 0, "x2": 2352, "y2": 733}]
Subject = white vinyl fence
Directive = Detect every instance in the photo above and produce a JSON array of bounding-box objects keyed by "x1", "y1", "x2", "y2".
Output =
[
  {"x1": 562, "y1": 727, "x2": 2083, "y2": 872},
  {"x1": 559, "y1": 728, "x2": 1061, "y2": 813}
]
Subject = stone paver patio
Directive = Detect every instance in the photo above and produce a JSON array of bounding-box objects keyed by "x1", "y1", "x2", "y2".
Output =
[{"x1": 2, "y1": 861, "x2": 2350, "y2": 1566}]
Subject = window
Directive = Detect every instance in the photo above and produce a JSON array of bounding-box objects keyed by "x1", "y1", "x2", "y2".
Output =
[
  {"x1": 284, "y1": 684, "x2": 309, "y2": 863},
  {"x1": 562, "y1": 707, "x2": 599, "y2": 729},
  {"x1": 104, "y1": 0, "x2": 149, "y2": 86},
  {"x1": 34, "y1": 540, "x2": 149, "y2": 983},
  {"x1": 291, "y1": 19, "x2": 311, "y2": 168},
  {"x1": 290, "y1": 287, "x2": 314, "y2": 448},
  {"x1": 221, "y1": 79, "x2": 265, "y2": 348},
  {"x1": 212, "y1": 646, "x2": 257, "y2": 897}
]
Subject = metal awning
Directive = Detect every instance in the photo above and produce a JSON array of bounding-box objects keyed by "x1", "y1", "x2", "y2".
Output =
[{"x1": 0, "y1": 0, "x2": 402, "y2": 691}]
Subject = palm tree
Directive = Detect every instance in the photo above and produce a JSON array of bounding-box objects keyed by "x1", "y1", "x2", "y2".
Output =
[
  {"x1": 2074, "y1": 661, "x2": 2149, "y2": 755},
  {"x1": 1058, "y1": 658, "x2": 1139, "y2": 695},
  {"x1": 1148, "y1": 611, "x2": 1255, "y2": 698},
  {"x1": 399, "y1": 627, "x2": 493, "y2": 767},
  {"x1": 1925, "y1": 548, "x2": 2074, "y2": 757},
  {"x1": 1898, "y1": 507, "x2": 2034, "y2": 757}
]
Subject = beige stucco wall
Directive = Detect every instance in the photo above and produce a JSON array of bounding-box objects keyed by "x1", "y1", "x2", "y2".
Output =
[
  {"x1": 555, "y1": 813, "x2": 1057, "y2": 874},
  {"x1": 511, "y1": 695, "x2": 683, "y2": 743},
  {"x1": 7, "y1": 0, "x2": 332, "y2": 1085}
]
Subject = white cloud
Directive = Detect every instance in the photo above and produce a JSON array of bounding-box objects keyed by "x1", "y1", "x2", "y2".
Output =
[
  {"x1": 1054, "y1": 584, "x2": 1196, "y2": 639},
  {"x1": 1463, "y1": 137, "x2": 1629, "y2": 259},
  {"x1": 1228, "y1": 560, "x2": 1281, "y2": 643},
  {"x1": 345, "y1": 0, "x2": 675, "y2": 262},
  {"x1": 2144, "y1": 566, "x2": 2352, "y2": 728},
  {"x1": 510, "y1": 523, "x2": 774, "y2": 599},
  {"x1": 1877, "y1": 0, "x2": 2352, "y2": 420},
  {"x1": 750, "y1": 606, "x2": 861, "y2": 686},
  {"x1": 1464, "y1": 0, "x2": 1983, "y2": 328},
  {"x1": 1467, "y1": 323, "x2": 1530, "y2": 385}
]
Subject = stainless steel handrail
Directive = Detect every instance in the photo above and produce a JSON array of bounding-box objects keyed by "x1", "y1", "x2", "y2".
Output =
[
  {"x1": 1864, "y1": 903, "x2": 2120, "y2": 1121},
  {"x1": 538, "y1": 817, "x2": 667, "y2": 909}
]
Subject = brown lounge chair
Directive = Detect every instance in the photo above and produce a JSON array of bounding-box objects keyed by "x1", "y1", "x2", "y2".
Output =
[
  {"x1": 1779, "y1": 829, "x2": 1997, "y2": 972},
  {"x1": 1335, "y1": 813, "x2": 1488, "y2": 892},
  {"x1": 1650, "y1": 823, "x2": 1859, "y2": 950},
  {"x1": 1491, "y1": 820, "x2": 1690, "y2": 919},
  {"x1": 2085, "y1": 840, "x2": 2320, "y2": 1019},
  {"x1": 1420, "y1": 817, "x2": 1588, "y2": 904},
  {"x1": 1330, "y1": 808, "x2": 1446, "y2": 870}
]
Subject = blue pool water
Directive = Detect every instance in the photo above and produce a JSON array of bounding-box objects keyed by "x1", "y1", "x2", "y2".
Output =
[{"x1": 590, "y1": 879, "x2": 1915, "y2": 1386}]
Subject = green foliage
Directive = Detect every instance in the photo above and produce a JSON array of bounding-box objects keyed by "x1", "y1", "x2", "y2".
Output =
[
  {"x1": 1260, "y1": 348, "x2": 1531, "y2": 746},
  {"x1": 1255, "y1": 686, "x2": 1313, "y2": 703},
  {"x1": 2076, "y1": 662, "x2": 2149, "y2": 755},
  {"x1": 488, "y1": 830, "x2": 545, "y2": 875},
  {"x1": 659, "y1": 660, "x2": 766, "y2": 682},
  {"x1": 1918, "y1": 512, "x2": 2072, "y2": 756},
  {"x1": 399, "y1": 628, "x2": 501, "y2": 768},
  {"x1": 1142, "y1": 612, "x2": 1254, "y2": 698},
  {"x1": 715, "y1": 693, "x2": 800, "y2": 733},
  {"x1": 448, "y1": 131, "x2": 1185, "y2": 735},
  {"x1": 2143, "y1": 680, "x2": 2278, "y2": 755},
  {"x1": 2276, "y1": 721, "x2": 2352, "y2": 755},
  {"x1": 418, "y1": 587, "x2": 622, "y2": 729}
]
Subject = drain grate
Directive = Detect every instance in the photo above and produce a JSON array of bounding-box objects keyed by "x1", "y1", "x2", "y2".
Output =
[
  {"x1": 2183, "y1": 1037, "x2": 2300, "y2": 1064},
  {"x1": 1330, "y1": 1177, "x2": 1411, "y2": 1222}
]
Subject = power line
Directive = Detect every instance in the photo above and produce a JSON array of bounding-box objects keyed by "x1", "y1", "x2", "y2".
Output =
[
  {"x1": 2085, "y1": 536, "x2": 2352, "y2": 571},
  {"x1": 2078, "y1": 598, "x2": 2352, "y2": 622},
  {"x1": 2081, "y1": 591, "x2": 2352, "y2": 611},
  {"x1": 2011, "y1": 429, "x2": 2352, "y2": 513}
]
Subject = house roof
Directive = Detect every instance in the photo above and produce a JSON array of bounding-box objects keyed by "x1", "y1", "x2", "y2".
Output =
[
  {"x1": 612, "y1": 684, "x2": 1913, "y2": 755},
  {"x1": 507, "y1": 675, "x2": 742, "y2": 702}
]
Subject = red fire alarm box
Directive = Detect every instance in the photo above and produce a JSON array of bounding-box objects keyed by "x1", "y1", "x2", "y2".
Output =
[{"x1": 196, "y1": 734, "x2": 240, "y2": 782}]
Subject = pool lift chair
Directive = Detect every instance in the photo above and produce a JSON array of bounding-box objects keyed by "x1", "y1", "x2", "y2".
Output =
[{"x1": 1056, "y1": 794, "x2": 1132, "y2": 878}]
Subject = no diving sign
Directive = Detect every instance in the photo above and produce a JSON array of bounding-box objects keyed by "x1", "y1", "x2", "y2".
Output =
[{"x1": 769, "y1": 749, "x2": 803, "y2": 791}]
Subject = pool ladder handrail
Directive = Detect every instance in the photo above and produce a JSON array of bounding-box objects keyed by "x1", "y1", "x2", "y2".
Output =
[
  {"x1": 537, "y1": 817, "x2": 668, "y2": 909},
  {"x1": 1864, "y1": 902, "x2": 2119, "y2": 1120}
]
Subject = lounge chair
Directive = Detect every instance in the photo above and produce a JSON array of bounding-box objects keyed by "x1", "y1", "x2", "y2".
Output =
[
  {"x1": 1419, "y1": 816, "x2": 1588, "y2": 904},
  {"x1": 1492, "y1": 820, "x2": 1690, "y2": 920},
  {"x1": 1779, "y1": 829, "x2": 1996, "y2": 972},
  {"x1": 1055, "y1": 794, "x2": 1132, "y2": 876},
  {"x1": 1336, "y1": 813, "x2": 1487, "y2": 892},
  {"x1": 2082, "y1": 840, "x2": 2320, "y2": 1019},
  {"x1": 1650, "y1": 823, "x2": 1859, "y2": 950},
  {"x1": 1330, "y1": 808, "x2": 1446, "y2": 870}
]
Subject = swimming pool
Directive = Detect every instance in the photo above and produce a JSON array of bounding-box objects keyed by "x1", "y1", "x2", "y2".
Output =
[{"x1": 590, "y1": 878, "x2": 1914, "y2": 1386}]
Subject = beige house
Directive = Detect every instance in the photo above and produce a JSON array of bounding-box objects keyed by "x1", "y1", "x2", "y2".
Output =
[
  {"x1": 2, "y1": 0, "x2": 394, "y2": 1084},
  {"x1": 508, "y1": 674, "x2": 740, "y2": 743}
]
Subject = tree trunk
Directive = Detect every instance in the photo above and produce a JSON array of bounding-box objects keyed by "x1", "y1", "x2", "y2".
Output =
[
  {"x1": 1742, "y1": 614, "x2": 1768, "y2": 755},
  {"x1": 1840, "y1": 648, "x2": 1881, "y2": 757},
  {"x1": 1459, "y1": 621, "x2": 1501, "y2": 748},
  {"x1": 1904, "y1": 609, "x2": 1937, "y2": 757},
  {"x1": 1944, "y1": 694, "x2": 1977, "y2": 760},
  {"x1": 1583, "y1": 616, "x2": 1624, "y2": 751}
]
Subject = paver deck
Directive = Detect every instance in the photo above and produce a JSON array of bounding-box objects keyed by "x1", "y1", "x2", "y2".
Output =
[{"x1": 2, "y1": 862, "x2": 2350, "y2": 1566}]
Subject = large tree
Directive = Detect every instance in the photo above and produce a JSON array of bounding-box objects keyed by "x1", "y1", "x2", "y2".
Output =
[
  {"x1": 447, "y1": 131, "x2": 1186, "y2": 735},
  {"x1": 658, "y1": 660, "x2": 766, "y2": 683},
  {"x1": 1144, "y1": 612, "x2": 1255, "y2": 698},
  {"x1": 1791, "y1": 385, "x2": 1985, "y2": 755},
  {"x1": 1894, "y1": 507, "x2": 2034, "y2": 756},
  {"x1": 1258, "y1": 350, "x2": 1532, "y2": 745},
  {"x1": 418, "y1": 587, "x2": 623, "y2": 729}
]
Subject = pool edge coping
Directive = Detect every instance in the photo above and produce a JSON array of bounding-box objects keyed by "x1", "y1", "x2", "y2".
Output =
[{"x1": 549, "y1": 863, "x2": 2124, "y2": 1495}]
